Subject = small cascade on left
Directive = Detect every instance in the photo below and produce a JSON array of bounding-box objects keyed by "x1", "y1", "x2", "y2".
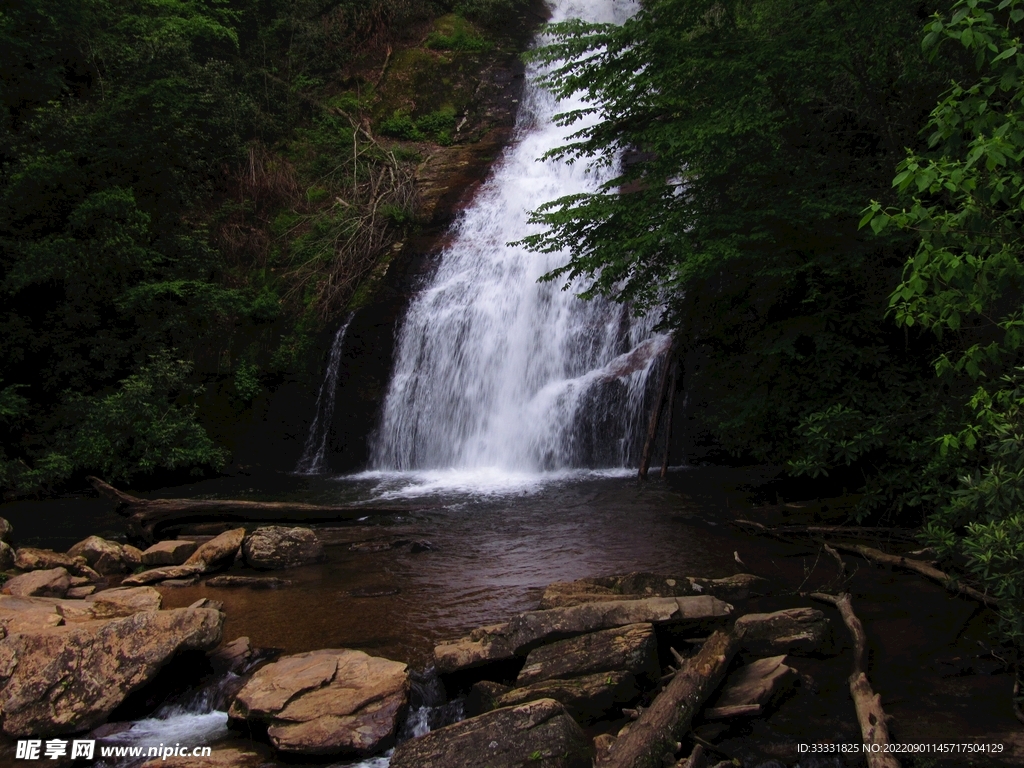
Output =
[{"x1": 294, "y1": 313, "x2": 354, "y2": 475}]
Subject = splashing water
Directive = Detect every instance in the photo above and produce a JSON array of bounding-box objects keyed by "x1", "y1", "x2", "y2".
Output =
[
  {"x1": 296, "y1": 313, "x2": 355, "y2": 475},
  {"x1": 371, "y1": 0, "x2": 666, "y2": 475}
]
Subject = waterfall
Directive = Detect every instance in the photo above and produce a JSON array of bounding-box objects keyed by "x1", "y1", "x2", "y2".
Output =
[
  {"x1": 295, "y1": 313, "x2": 354, "y2": 475},
  {"x1": 371, "y1": 0, "x2": 667, "y2": 474}
]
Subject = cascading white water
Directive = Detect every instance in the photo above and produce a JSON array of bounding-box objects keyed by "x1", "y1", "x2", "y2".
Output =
[
  {"x1": 295, "y1": 313, "x2": 355, "y2": 475},
  {"x1": 372, "y1": 0, "x2": 669, "y2": 474}
]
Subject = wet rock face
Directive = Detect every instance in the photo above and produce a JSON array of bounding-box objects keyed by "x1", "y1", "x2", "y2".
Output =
[
  {"x1": 141, "y1": 540, "x2": 198, "y2": 567},
  {"x1": 228, "y1": 648, "x2": 409, "y2": 756},
  {"x1": 539, "y1": 572, "x2": 766, "y2": 609},
  {"x1": 389, "y1": 698, "x2": 593, "y2": 768},
  {"x1": 242, "y1": 526, "x2": 324, "y2": 570},
  {"x1": 3, "y1": 567, "x2": 70, "y2": 598},
  {"x1": 183, "y1": 528, "x2": 245, "y2": 570},
  {"x1": 0, "y1": 607, "x2": 223, "y2": 736},
  {"x1": 67, "y1": 536, "x2": 128, "y2": 575}
]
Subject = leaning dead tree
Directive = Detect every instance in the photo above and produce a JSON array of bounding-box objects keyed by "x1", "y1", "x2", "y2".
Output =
[
  {"x1": 638, "y1": 335, "x2": 677, "y2": 481},
  {"x1": 87, "y1": 477, "x2": 429, "y2": 543},
  {"x1": 810, "y1": 592, "x2": 899, "y2": 768}
]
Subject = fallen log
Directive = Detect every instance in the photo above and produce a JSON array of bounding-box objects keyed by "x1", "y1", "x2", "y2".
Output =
[
  {"x1": 598, "y1": 607, "x2": 828, "y2": 768},
  {"x1": 810, "y1": 593, "x2": 898, "y2": 768},
  {"x1": 731, "y1": 519, "x2": 916, "y2": 543},
  {"x1": 827, "y1": 541, "x2": 998, "y2": 609},
  {"x1": 599, "y1": 630, "x2": 739, "y2": 768},
  {"x1": 87, "y1": 476, "x2": 429, "y2": 544},
  {"x1": 638, "y1": 336, "x2": 675, "y2": 481}
]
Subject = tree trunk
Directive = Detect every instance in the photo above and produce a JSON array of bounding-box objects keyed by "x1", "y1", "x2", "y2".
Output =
[
  {"x1": 86, "y1": 476, "x2": 430, "y2": 544},
  {"x1": 639, "y1": 339, "x2": 675, "y2": 480},
  {"x1": 810, "y1": 593, "x2": 899, "y2": 768},
  {"x1": 599, "y1": 630, "x2": 739, "y2": 768},
  {"x1": 660, "y1": 358, "x2": 678, "y2": 479}
]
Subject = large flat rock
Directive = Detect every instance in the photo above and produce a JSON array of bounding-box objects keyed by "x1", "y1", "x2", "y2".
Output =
[
  {"x1": 516, "y1": 623, "x2": 659, "y2": 686},
  {"x1": 435, "y1": 596, "x2": 732, "y2": 674},
  {"x1": 229, "y1": 648, "x2": 408, "y2": 755},
  {"x1": 3, "y1": 568, "x2": 70, "y2": 598},
  {"x1": 0, "y1": 607, "x2": 223, "y2": 736},
  {"x1": 67, "y1": 536, "x2": 128, "y2": 576},
  {"x1": 389, "y1": 698, "x2": 593, "y2": 768},
  {"x1": 0, "y1": 587, "x2": 163, "y2": 636},
  {"x1": 141, "y1": 540, "x2": 198, "y2": 567},
  {"x1": 184, "y1": 528, "x2": 245, "y2": 570},
  {"x1": 242, "y1": 526, "x2": 324, "y2": 570},
  {"x1": 539, "y1": 572, "x2": 765, "y2": 609}
]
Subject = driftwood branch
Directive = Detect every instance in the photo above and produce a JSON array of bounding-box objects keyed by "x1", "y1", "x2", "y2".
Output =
[
  {"x1": 87, "y1": 476, "x2": 429, "y2": 544},
  {"x1": 639, "y1": 336, "x2": 675, "y2": 480},
  {"x1": 828, "y1": 541, "x2": 998, "y2": 609},
  {"x1": 810, "y1": 593, "x2": 898, "y2": 768},
  {"x1": 731, "y1": 519, "x2": 916, "y2": 543}
]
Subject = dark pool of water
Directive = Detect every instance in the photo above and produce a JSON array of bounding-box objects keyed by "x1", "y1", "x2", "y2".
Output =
[{"x1": 3, "y1": 465, "x2": 1022, "y2": 765}]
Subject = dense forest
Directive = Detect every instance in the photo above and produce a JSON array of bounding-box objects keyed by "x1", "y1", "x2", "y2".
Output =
[
  {"x1": 3, "y1": 0, "x2": 1024, "y2": 645},
  {"x1": 0, "y1": 0, "x2": 525, "y2": 491},
  {"x1": 522, "y1": 0, "x2": 1024, "y2": 644}
]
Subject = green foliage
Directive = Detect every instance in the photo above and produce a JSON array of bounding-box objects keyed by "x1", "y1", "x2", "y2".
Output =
[
  {"x1": 17, "y1": 354, "x2": 226, "y2": 490},
  {"x1": 522, "y1": 0, "x2": 951, "y2": 464},
  {"x1": 378, "y1": 107, "x2": 457, "y2": 143},
  {"x1": 425, "y1": 17, "x2": 491, "y2": 52},
  {"x1": 234, "y1": 361, "x2": 261, "y2": 403},
  {"x1": 863, "y1": 0, "x2": 1024, "y2": 645}
]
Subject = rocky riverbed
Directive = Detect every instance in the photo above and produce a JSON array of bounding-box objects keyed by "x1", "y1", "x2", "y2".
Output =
[{"x1": 0, "y1": 470, "x2": 1021, "y2": 767}]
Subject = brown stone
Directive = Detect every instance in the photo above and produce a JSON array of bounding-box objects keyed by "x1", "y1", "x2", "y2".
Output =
[
  {"x1": 67, "y1": 536, "x2": 127, "y2": 576},
  {"x1": 0, "y1": 518, "x2": 12, "y2": 543},
  {"x1": 516, "y1": 623, "x2": 659, "y2": 686},
  {"x1": 121, "y1": 564, "x2": 205, "y2": 586},
  {"x1": 209, "y1": 636, "x2": 252, "y2": 674},
  {"x1": 121, "y1": 545, "x2": 143, "y2": 569},
  {"x1": 84, "y1": 587, "x2": 162, "y2": 618},
  {"x1": 184, "y1": 528, "x2": 245, "y2": 570},
  {"x1": 229, "y1": 648, "x2": 408, "y2": 756},
  {"x1": 435, "y1": 596, "x2": 732, "y2": 674},
  {"x1": 0, "y1": 597, "x2": 63, "y2": 636},
  {"x1": 3, "y1": 568, "x2": 70, "y2": 598},
  {"x1": 141, "y1": 540, "x2": 198, "y2": 567},
  {"x1": 0, "y1": 607, "x2": 223, "y2": 736},
  {"x1": 242, "y1": 526, "x2": 324, "y2": 570},
  {"x1": 389, "y1": 698, "x2": 593, "y2": 768},
  {"x1": 205, "y1": 575, "x2": 291, "y2": 590},
  {"x1": 15, "y1": 548, "x2": 78, "y2": 572},
  {"x1": 65, "y1": 586, "x2": 96, "y2": 599}
]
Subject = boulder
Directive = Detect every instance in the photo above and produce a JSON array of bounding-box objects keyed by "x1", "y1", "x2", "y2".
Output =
[
  {"x1": 435, "y1": 596, "x2": 732, "y2": 674},
  {"x1": 0, "y1": 542, "x2": 14, "y2": 571},
  {"x1": 15, "y1": 548, "x2": 79, "y2": 573},
  {"x1": 229, "y1": 648, "x2": 408, "y2": 755},
  {"x1": 389, "y1": 698, "x2": 593, "y2": 768},
  {"x1": 141, "y1": 540, "x2": 198, "y2": 567},
  {"x1": 65, "y1": 586, "x2": 96, "y2": 599},
  {"x1": 539, "y1": 572, "x2": 765, "y2": 609},
  {"x1": 121, "y1": 564, "x2": 205, "y2": 586},
  {"x1": 705, "y1": 655, "x2": 798, "y2": 719},
  {"x1": 734, "y1": 607, "x2": 830, "y2": 656},
  {"x1": 184, "y1": 528, "x2": 245, "y2": 570},
  {"x1": 67, "y1": 536, "x2": 127, "y2": 576},
  {"x1": 121, "y1": 545, "x2": 143, "y2": 569},
  {"x1": 0, "y1": 597, "x2": 64, "y2": 635},
  {"x1": 0, "y1": 517, "x2": 12, "y2": 543},
  {"x1": 242, "y1": 526, "x2": 324, "y2": 570},
  {"x1": 85, "y1": 587, "x2": 162, "y2": 618},
  {"x1": 516, "y1": 623, "x2": 659, "y2": 686},
  {"x1": 205, "y1": 575, "x2": 291, "y2": 589},
  {"x1": 0, "y1": 607, "x2": 223, "y2": 736},
  {"x1": 3, "y1": 568, "x2": 70, "y2": 598},
  {"x1": 139, "y1": 748, "x2": 265, "y2": 768},
  {"x1": 0, "y1": 588, "x2": 162, "y2": 634},
  {"x1": 495, "y1": 671, "x2": 639, "y2": 723}
]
